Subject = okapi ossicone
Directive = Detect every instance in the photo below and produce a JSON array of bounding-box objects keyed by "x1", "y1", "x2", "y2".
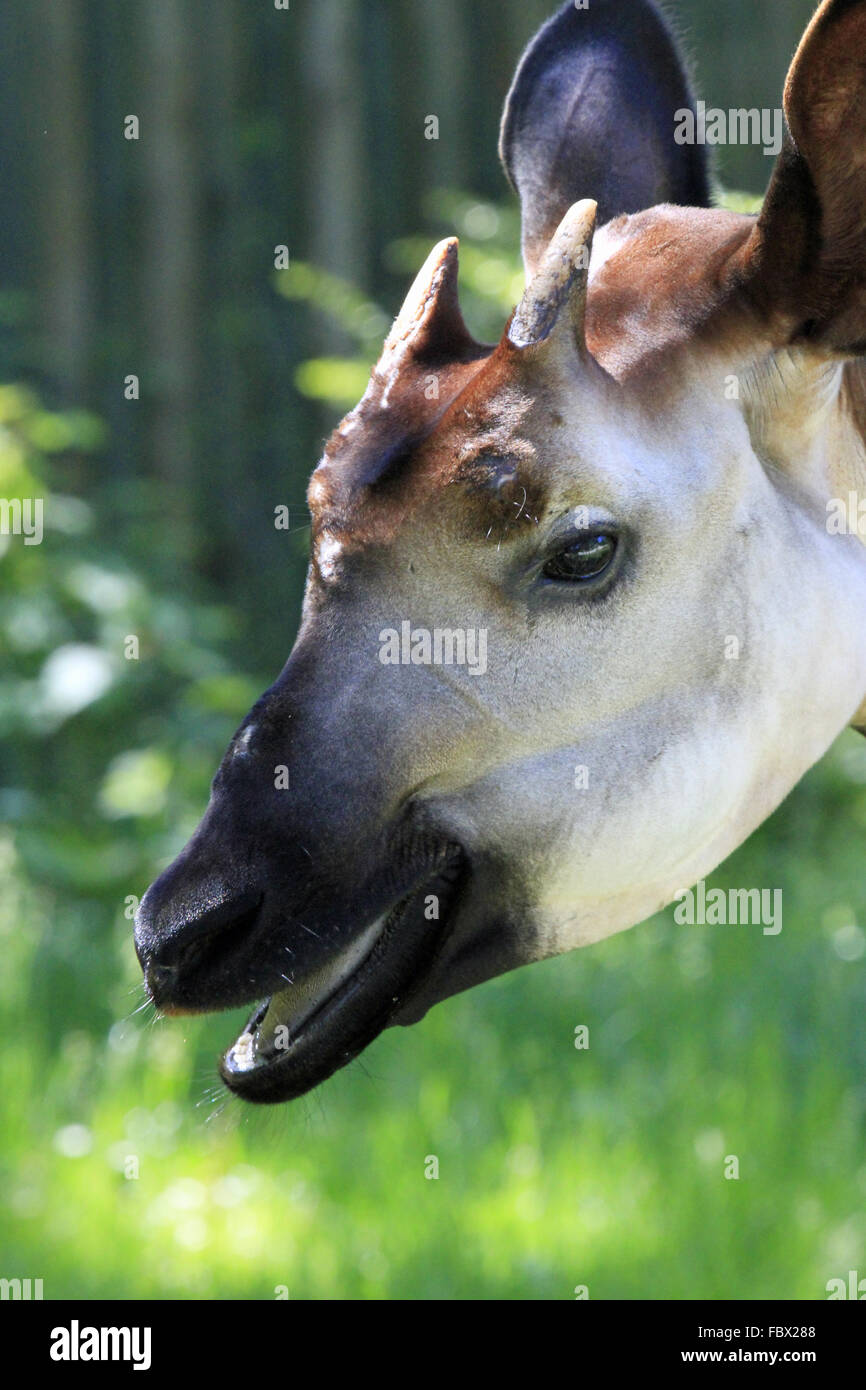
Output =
[{"x1": 135, "y1": 0, "x2": 866, "y2": 1103}]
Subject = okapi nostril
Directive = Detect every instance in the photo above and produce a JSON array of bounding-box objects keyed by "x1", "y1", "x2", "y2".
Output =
[
  {"x1": 163, "y1": 890, "x2": 263, "y2": 953},
  {"x1": 143, "y1": 959, "x2": 179, "y2": 1008},
  {"x1": 154, "y1": 892, "x2": 265, "y2": 987},
  {"x1": 149, "y1": 961, "x2": 177, "y2": 984}
]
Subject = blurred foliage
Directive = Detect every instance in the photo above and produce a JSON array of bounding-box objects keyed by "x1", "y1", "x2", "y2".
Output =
[
  {"x1": 278, "y1": 191, "x2": 525, "y2": 408},
  {"x1": 0, "y1": 383, "x2": 271, "y2": 907},
  {"x1": 2, "y1": 184, "x2": 866, "y2": 1300},
  {"x1": 713, "y1": 188, "x2": 764, "y2": 216}
]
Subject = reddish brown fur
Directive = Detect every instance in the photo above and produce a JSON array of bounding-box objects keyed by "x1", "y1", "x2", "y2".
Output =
[{"x1": 309, "y1": 0, "x2": 866, "y2": 575}]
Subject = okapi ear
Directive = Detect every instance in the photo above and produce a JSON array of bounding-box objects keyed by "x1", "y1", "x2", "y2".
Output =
[
  {"x1": 499, "y1": 0, "x2": 710, "y2": 277},
  {"x1": 738, "y1": 0, "x2": 866, "y2": 354}
]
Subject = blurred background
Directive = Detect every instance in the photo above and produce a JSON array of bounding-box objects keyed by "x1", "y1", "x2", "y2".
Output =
[{"x1": 3, "y1": 0, "x2": 865, "y2": 1301}]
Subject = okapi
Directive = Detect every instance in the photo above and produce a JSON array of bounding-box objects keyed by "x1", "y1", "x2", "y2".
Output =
[{"x1": 135, "y1": 0, "x2": 866, "y2": 1103}]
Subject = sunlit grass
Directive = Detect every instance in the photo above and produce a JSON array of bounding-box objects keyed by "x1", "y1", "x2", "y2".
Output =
[{"x1": 2, "y1": 734, "x2": 866, "y2": 1299}]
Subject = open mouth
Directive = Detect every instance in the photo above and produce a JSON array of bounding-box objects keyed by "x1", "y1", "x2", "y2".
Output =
[{"x1": 219, "y1": 849, "x2": 465, "y2": 1103}]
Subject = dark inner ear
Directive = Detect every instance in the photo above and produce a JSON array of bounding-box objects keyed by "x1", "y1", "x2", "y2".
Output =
[
  {"x1": 738, "y1": 0, "x2": 866, "y2": 354},
  {"x1": 499, "y1": 0, "x2": 710, "y2": 274}
]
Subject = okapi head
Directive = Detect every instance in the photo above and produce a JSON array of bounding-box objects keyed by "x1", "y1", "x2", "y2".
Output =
[{"x1": 136, "y1": 0, "x2": 866, "y2": 1103}]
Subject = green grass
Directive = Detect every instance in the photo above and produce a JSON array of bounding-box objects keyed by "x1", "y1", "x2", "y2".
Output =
[{"x1": 2, "y1": 734, "x2": 866, "y2": 1301}]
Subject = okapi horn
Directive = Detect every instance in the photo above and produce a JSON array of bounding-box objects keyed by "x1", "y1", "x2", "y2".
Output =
[
  {"x1": 383, "y1": 237, "x2": 481, "y2": 363},
  {"x1": 508, "y1": 199, "x2": 597, "y2": 351}
]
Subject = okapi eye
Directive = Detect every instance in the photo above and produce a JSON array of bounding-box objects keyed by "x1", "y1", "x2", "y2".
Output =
[{"x1": 543, "y1": 532, "x2": 617, "y2": 583}]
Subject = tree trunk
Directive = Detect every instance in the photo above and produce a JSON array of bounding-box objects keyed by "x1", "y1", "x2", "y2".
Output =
[
  {"x1": 139, "y1": 0, "x2": 199, "y2": 551},
  {"x1": 33, "y1": 0, "x2": 93, "y2": 403}
]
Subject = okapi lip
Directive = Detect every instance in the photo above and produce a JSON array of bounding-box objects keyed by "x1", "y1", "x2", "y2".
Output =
[{"x1": 218, "y1": 848, "x2": 466, "y2": 1104}]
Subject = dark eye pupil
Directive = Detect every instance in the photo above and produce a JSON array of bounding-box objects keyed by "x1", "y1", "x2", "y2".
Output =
[{"x1": 543, "y1": 533, "x2": 616, "y2": 582}]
